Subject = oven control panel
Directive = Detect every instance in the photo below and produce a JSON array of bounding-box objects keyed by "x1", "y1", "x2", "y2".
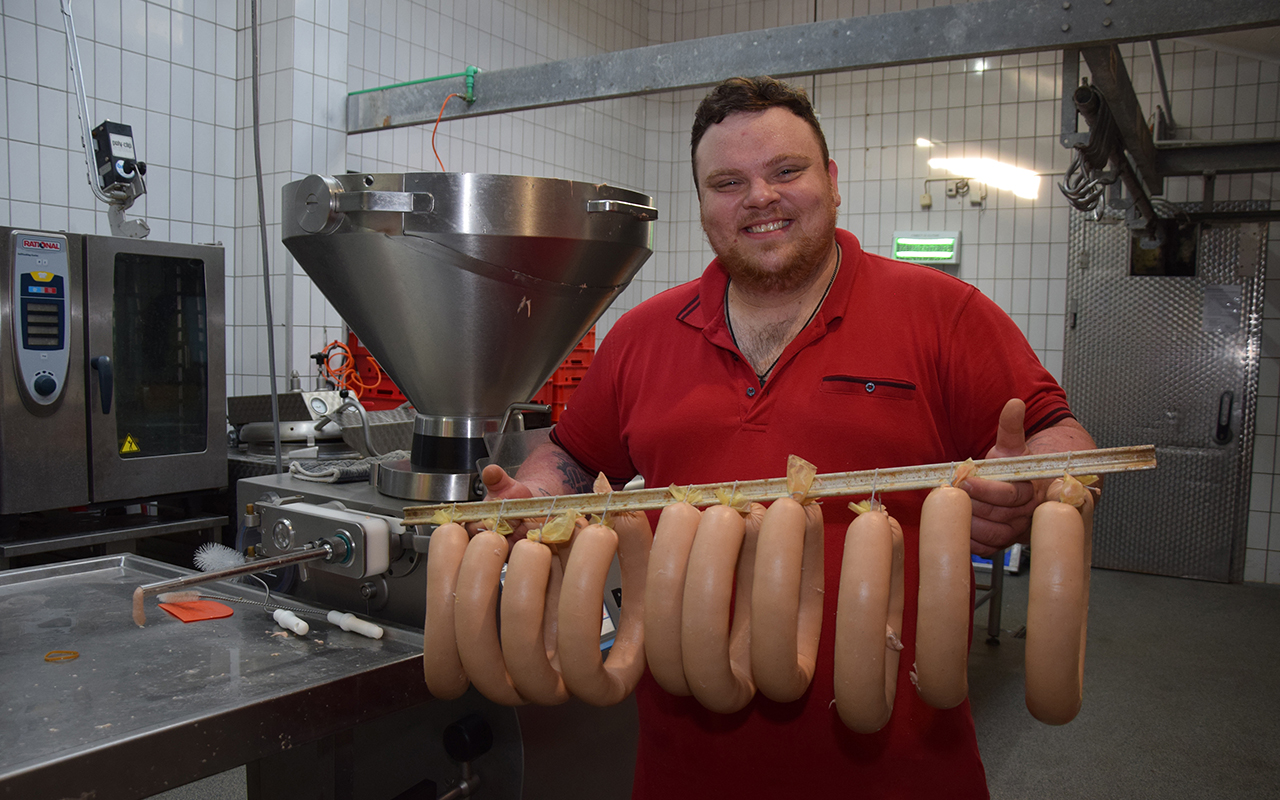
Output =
[{"x1": 10, "y1": 231, "x2": 70, "y2": 408}]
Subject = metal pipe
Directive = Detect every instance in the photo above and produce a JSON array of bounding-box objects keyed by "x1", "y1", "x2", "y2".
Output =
[
  {"x1": 1147, "y1": 40, "x2": 1177, "y2": 135},
  {"x1": 135, "y1": 544, "x2": 331, "y2": 603},
  {"x1": 60, "y1": 0, "x2": 120, "y2": 207}
]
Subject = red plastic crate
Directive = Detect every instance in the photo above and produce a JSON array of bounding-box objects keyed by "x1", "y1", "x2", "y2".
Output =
[
  {"x1": 347, "y1": 332, "x2": 409, "y2": 411},
  {"x1": 530, "y1": 327, "x2": 596, "y2": 421},
  {"x1": 562, "y1": 347, "x2": 594, "y2": 368}
]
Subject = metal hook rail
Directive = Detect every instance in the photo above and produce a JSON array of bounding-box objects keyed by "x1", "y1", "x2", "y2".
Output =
[{"x1": 402, "y1": 445, "x2": 1156, "y2": 526}]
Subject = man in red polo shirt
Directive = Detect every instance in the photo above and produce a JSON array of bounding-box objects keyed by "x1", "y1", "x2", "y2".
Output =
[{"x1": 483, "y1": 76, "x2": 1095, "y2": 798}]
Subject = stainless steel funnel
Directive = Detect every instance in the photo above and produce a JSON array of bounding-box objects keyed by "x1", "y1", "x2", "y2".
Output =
[{"x1": 281, "y1": 172, "x2": 657, "y2": 501}]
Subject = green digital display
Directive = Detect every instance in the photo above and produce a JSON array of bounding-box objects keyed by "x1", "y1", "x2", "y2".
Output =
[{"x1": 892, "y1": 231, "x2": 960, "y2": 266}]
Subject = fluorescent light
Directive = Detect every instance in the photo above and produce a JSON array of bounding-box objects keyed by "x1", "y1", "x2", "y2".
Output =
[
  {"x1": 927, "y1": 157, "x2": 1042, "y2": 199},
  {"x1": 973, "y1": 59, "x2": 988, "y2": 72},
  {"x1": 916, "y1": 137, "x2": 935, "y2": 148}
]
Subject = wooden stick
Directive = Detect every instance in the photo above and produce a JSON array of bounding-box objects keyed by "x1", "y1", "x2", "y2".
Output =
[{"x1": 403, "y1": 445, "x2": 1155, "y2": 526}]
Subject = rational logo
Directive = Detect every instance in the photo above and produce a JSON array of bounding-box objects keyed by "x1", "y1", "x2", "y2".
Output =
[{"x1": 22, "y1": 239, "x2": 62, "y2": 251}]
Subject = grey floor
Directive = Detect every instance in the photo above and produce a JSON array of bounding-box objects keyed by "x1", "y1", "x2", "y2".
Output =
[
  {"x1": 152, "y1": 567, "x2": 1280, "y2": 800},
  {"x1": 970, "y1": 567, "x2": 1280, "y2": 799}
]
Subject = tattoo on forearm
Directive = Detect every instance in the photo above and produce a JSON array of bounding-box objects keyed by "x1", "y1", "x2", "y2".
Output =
[{"x1": 552, "y1": 452, "x2": 594, "y2": 494}]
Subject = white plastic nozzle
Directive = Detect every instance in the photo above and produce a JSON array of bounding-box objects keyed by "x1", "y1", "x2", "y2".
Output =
[
  {"x1": 327, "y1": 610, "x2": 384, "y2": 639},
  {"x1": 273, "y1": 608, "x2": 309, "y2": 635}
]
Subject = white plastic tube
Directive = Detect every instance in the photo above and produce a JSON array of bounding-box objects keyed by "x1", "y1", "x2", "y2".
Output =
[
  {"x1": 328, "y1": 610, "x2": 384, "y2": 639},
  {"x1": 273, "y1": 608, "x2": 309, "y2": 635}
]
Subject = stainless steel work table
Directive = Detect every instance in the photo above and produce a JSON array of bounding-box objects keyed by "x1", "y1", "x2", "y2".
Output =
[{"x1": 0, "y1": 555, "x2": 431, "y2": 799}]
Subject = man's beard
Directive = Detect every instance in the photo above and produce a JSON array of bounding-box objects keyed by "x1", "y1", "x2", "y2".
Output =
[{"x1": 708, "y1": 193, "x2": 839, "y2": 295}]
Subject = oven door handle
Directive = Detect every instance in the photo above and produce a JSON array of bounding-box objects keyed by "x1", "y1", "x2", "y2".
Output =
[{"x1": 91, "y1": 356, "x2": 113, "y2": 414}]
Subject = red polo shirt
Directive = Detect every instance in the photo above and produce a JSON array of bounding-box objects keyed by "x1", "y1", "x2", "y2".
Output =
[{"x1": 553, "y1": 229, "x2": 1072, "y2": 798}]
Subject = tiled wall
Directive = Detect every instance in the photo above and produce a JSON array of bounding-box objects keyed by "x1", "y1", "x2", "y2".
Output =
[
  {"x1": 2, "y1": 1, "x2": 1278, "y2": 581},
  {"x1": 229, "y1": 0, "x2": 350, "y2": 397}
]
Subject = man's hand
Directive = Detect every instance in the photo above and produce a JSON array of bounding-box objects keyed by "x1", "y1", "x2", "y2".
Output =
[
  {"x1": 468, "y1": 443, "x2": 597, "y2": 542},
  {"x1": 962, "y1": 398, "x2": 1038, "y2": 558},
  {"x1": 468, "y1": 464, "x2": 540, "y2": 542},
  {"x1": 961, "y1": 398, "x2": 1099, "y2": 558}
]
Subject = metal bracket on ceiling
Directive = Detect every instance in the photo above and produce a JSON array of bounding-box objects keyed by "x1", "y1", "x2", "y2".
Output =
[{"x1": 349, "y1": 0, "x2": 1280, "y2": 134}]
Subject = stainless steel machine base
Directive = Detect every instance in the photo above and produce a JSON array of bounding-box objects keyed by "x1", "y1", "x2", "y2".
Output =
[{"x1": 373, "y1": 456, "x2": 481, "y2": 502}]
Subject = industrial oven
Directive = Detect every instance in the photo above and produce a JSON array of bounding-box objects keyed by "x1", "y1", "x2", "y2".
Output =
[{"x1": 0, "y1": 228, "x2": 226, "y2": 515}]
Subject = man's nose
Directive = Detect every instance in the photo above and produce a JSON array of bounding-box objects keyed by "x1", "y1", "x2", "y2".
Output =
[{"x1": 744, "y1": 178, "x2": 780, "y2": 208}]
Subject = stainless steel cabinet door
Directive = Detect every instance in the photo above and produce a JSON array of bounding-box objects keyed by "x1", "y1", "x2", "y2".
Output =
[
  {"x1": 83, "y1": 237, "x2": 227, "y2": 503},
  {"x1": 1063, "y1": 207, "x2": 1268, "y2": 582}
]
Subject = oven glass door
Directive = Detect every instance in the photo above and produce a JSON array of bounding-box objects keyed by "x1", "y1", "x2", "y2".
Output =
[
  {"x1": 85, "y1": 237, "x2": 227, "y2": 504},
  {"x1": 111, "y1": 251, "x2": 210, "y2": 457}
]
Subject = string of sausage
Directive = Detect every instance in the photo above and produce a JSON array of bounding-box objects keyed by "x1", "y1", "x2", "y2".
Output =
[
  {"x1": 423, "y1": 468, "x2": 1110, "y2": 727},
  {"x1": 679, "y1": 503, "x2": 763, "y2": 713},
  {"x1": 643, "y1": 502, "x2": 701, "y2": 696},
  {"x1": 558, "y1": 510, "x2": 653, "y2": 707},
  {"x1": 501, "y1": 537, "x2": 571, "y2": 705},
  {"x1": 913, "y1": 484, "x2": 974, "y2": 709},
  {"x1": 1025, "y1": 477, "x2": 1094, "y2": 724},
  {"x1": 834, "y1": 507, "x2": 905, "y2": 733},
  {"x1": 454, "y1": 531, "x2": 527, "y2": 706},
  {"x1": 751, "y1": 497, "x2": 825, "y2": 703},
  {"x1": 423, "y1": 522, "x2": 470, "y2": 699}
]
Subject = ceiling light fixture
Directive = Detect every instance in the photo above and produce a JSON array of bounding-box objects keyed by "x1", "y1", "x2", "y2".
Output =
[
  {"x1": 916, "y1": 137, "x2": 935, "y2": 148},
  {"x1": 927, "y1": 157, "x2": 1041, "y2": 199}
]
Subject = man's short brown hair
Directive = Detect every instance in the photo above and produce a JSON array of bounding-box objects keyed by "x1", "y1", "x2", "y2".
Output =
[{"x1": 690, "y1": 76, "x2": 830, "y2": 188}]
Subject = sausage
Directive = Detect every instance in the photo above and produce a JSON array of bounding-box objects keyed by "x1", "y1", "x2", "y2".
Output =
[
  {"x1": 1025, "y1": 484, "x2": 1090, "y2": 725},
  {"x1": 729, "y1": 503, "x2": 765, "y2": 696},
  {"x1": 558, "y1": 510, "x2": 654, "y2": 706},
  {"x1": 914, "y1": 485, "x2": 972, "y2": 709},
  {"x1": 751, "y1": 497, "x2": 825, "y2": 703},
  {"x1": 454, "y1": 531, "x2": 526, "y2": 706},
  {"x1": 681, "y1": 505, "x2": 756, "y2": 713},
  {"x1": 501, "y1": 538, "x2": 570, "y2": 705},
  {"x1": 424, "y1": 522, "x2": 470, "y2": 699},
  {"x1": 834, "y1": 508, "x2": 905, "y2": 733},
  {"x1": 643, "y1": 502, "x2": 702, "y2": 696}
]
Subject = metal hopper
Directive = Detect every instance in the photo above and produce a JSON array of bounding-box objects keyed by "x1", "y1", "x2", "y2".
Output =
[{"x1": 281, "y1": 172, "x2": 656, "y2": 501}]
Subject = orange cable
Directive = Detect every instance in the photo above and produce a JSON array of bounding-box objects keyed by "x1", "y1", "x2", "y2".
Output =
[{"x1": 432, "y1": 92, "x2": 465, "y2": 172}]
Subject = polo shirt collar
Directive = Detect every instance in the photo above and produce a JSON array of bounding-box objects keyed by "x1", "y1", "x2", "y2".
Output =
[{"x1": 682, "y1": 228, "x2": 864, "y2": 350}]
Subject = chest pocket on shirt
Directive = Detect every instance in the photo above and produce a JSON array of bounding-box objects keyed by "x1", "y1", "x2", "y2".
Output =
[{"x1": 820, "y1": 375, "x2": 917, "y2": 401}]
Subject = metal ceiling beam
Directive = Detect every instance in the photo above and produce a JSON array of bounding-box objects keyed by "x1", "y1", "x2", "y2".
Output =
[
  {"x1": 348, "y1": 0, "x2": 1280, "y2": 134},
  {"x1": 1155, "y1": 139, "x2": 1280, "y2": 176},
  {"x1": 1079, "y1": 45, "x2": 1163, "y2": 196}
]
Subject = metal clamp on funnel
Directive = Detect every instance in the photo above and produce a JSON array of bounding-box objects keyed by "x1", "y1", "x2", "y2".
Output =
[
  {"x1": 296, "y1": 174, "x2": 438, "y2": 235},
  {"x1": 283, "y1": 172, "x2": 656, "y2": 502}
]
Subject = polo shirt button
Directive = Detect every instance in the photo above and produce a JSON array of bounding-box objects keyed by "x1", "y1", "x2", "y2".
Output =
[
  {"x1": 746, "y1": 387, "x2": 756, "y2": 397},
  {"x1": 865, "y1": 382, "x2": 875, "y2": 393}
]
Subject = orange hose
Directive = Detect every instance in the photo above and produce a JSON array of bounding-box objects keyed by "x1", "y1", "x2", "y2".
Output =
[{"x1": 319, "y1": 340, "x2": 384, "y2": 400}]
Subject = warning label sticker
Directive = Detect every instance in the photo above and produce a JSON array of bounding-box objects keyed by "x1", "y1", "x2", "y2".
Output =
[{"x1": 120, "y1": 435, "x2": 141, "y2": 455}]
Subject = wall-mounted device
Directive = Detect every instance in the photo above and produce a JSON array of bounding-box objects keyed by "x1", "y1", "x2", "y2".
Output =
[
  {"x1": 91, "y1": 121, "x2": 146, "y2": 198},
  {"x1": 893, "y1": 230, "x2": 961, "y2": 267},
  {"x1": 0, "y1": 228, "x2": 227, "y2": 515}
]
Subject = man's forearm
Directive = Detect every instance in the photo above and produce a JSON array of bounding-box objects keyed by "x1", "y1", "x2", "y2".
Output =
[{"x1": 513, "y1": 440, "x2": 597, "y2": 496}]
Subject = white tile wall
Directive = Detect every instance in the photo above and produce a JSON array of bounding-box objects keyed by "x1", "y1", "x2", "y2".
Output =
[
  {"x1": 2, "y1": 0, "x2": 1278, "y2": 581},
  {"x1": 0, "y1": 0, "x2": 236, "y2": 258}
]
